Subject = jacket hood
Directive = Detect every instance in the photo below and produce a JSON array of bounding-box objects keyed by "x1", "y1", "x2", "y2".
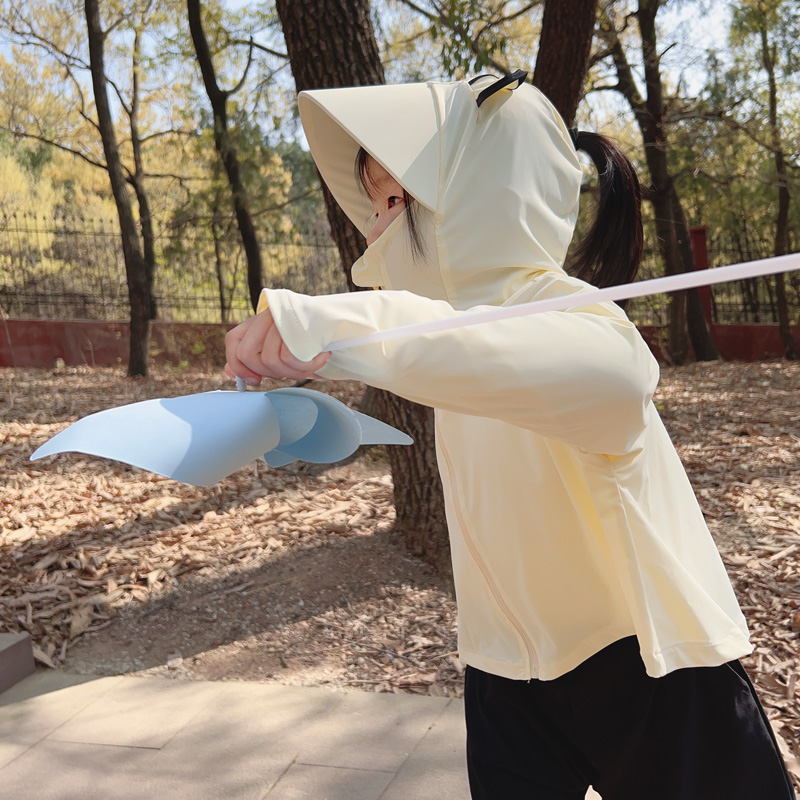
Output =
[{"x1": 298, "y1": 76, "x2": 582, "y2": 309}]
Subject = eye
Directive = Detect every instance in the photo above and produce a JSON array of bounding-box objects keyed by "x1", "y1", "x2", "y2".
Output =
[{"x1": 387, "y1": 195, "x2": 404, "y2": 210}]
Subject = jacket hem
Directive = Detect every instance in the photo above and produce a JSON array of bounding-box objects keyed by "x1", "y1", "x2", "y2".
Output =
[
  {"x1": 459, "y1": 623, "x2": 636, "y2": 682},
  {"x1": 644, "y1": 630, "x2": 753, "y2": 678},
  {"x1": 460, "y1": 627, "x2": 753, "y2": 682}
]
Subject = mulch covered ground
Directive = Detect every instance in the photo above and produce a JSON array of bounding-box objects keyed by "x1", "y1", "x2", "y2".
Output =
[{"x1": 1, "y1": 361, "x2": 799, "y2": 779}]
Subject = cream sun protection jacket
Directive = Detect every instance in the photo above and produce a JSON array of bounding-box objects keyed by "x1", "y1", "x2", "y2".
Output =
[{"x1": 257, "y1": 76, "x2": 751, "y2": 680}]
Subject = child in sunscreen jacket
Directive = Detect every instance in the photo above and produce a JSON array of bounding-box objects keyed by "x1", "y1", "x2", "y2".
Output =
[{"x1": 225, "y1": 74, "x2": 794, "y2": 799}]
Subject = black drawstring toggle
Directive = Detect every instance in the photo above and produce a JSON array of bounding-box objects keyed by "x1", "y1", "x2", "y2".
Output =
[{"x1": 473, "y1": 69, "x2": 528, "y2": 108}]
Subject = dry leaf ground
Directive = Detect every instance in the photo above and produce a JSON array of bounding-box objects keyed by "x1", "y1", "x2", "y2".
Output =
[{"x1": 1, "y1": 362, "x2": 799, "y2": 779}]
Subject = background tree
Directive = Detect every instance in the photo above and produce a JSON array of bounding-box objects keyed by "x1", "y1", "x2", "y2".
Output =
[
  {"x1": 726, "y1": 0, "x2": 798, "y2": 358},
  {"x1": 274, "y1": 0, "x2": 453, "y2": 574},
  {"x1": 187, "y1": 0, "x2": 267, "y2": 311},
  {"x1": 392, "y1": 0, "x2": 598, "y2": 127},
  {"x1": 1, "y1": 0, "x2": 797, "y2": 371},
  {"x1": 167, "y1": 114, "x2": 293, "y2": 322},
  {"x1": 85, "y1": 0, "x2": 152, "y2": 376},
  {"x1": 593, "y1": 0, "x2": 718, "y2": 363},
  {"x1": 0, "y1": 136, "x2": 60, "y2": 223},
  {"x1": 0, "y1": 0, "x2": 193, "y2": 375},
  {"x1": 391, "y1": 0, "x2": 539, "y2": 76}
]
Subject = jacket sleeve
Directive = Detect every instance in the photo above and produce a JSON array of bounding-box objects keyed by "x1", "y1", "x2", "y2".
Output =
[{"x1": 262, "y1": 274, "x2": 660, "y2": 456}]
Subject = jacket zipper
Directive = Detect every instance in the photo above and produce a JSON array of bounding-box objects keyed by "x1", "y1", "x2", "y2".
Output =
[{"x1": 436, "y1": 421, "x2": 538, "y2": 675}]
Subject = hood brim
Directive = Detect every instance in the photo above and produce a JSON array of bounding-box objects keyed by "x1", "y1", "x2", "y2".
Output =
[{"x1": 298, "y1": 83, "x2": 441, "y2": 236}]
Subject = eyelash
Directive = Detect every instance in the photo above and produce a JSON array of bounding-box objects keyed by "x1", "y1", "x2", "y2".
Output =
[{"x1": 374, "y1": 197, "x2": 403, "y2": 219}]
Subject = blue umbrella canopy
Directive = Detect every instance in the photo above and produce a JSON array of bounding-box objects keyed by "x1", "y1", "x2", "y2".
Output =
[{"x1": 31, "y1": 387, "x2": 412, "y2": 487}]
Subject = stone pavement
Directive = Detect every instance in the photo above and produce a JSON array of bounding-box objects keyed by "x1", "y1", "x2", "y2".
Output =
[{"x1": 0, "y1": 670, "x2": 602, "y2": 799}]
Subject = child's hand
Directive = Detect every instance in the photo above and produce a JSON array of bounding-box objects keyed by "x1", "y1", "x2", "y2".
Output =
[{"x1": 224, "y1": 309, "x2": 331, "y2": 386}]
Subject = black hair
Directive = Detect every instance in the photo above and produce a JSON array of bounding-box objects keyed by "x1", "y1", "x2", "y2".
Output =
[
  {"x1": 568, "y1": 131, "x2": 643, "y2": 289},
  {"x1": 355, "y1": 147, "x2": 425, "y2": 260}
]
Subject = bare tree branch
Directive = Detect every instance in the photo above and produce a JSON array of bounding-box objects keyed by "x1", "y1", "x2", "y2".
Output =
[
  {"x1": 107, "y1": 73, "x2": 133, "y2": 117},
  {"x1": 228, "y1": 36, "x2": 288, "y2": 60},
  {"x1": 589, "y1": 82, "x2": 621, "y2": 92},
  {"x1": 0, "y1": 124, "x2": 107, "y2": 171},
  {"x1": 0, "y1": 9, "x2": 90, "y2": 71},
  {"x1": 474, "y1": 0, "x2": 539, "y2": 43},
  {"x1": 394, "y1": 0, "x2": 512, "y2": 74},
  {"x1": 589, "y1": 44, "x2": 615, "y2": 69},
  {"x1": 77, "y1": 108, "x2": 102, "y2": 137},
  {"x1": 139, "y1": 127, "x2": 197, "y2": 145},
  {"x1": 229, "y1": 37, "x2": 255, "y2": 96},
  {"x1": 496, "y1": 0, "x2": 539, "y2": 25},
  {"x1": 145, "y1": 171, "x2": 207, "y2": 182},
  {"x1": 595, "y1": 10, "x2": 648, "y2": 121},
  {"x1": 391, "y1": 23, "x2": 436, "y2": 49},
  {"x1": 166, "y1": 187, "x2": 321, "y2": 228}
]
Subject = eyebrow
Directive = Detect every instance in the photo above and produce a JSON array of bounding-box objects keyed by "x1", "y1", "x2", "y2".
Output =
[{"x1": 372, "y1": 173, "x2": 401, "y2": 191}]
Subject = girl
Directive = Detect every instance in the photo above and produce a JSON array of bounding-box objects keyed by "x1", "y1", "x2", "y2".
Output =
[{"x1": 225, "y1": 73, "x2": 794, "y2": 799}]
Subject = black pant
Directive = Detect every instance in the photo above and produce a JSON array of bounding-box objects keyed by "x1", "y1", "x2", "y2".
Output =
[{"x1": 465, "y1": 637, "x2": 795, "y2": 799}]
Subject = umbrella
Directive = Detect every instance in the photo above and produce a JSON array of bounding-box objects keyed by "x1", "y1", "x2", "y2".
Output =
[{"x1": 31, "y1": 386, "x2": 412, "y2": 487}]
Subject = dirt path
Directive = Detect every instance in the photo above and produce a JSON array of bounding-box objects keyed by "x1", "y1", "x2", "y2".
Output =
[{"x1": 2, "y1": 362, "x2": 799, "y2": 771}]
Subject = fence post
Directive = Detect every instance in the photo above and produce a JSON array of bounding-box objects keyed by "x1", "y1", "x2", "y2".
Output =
[{"x1": 689, "y1": 225, "x2": 713, "y2": 325}]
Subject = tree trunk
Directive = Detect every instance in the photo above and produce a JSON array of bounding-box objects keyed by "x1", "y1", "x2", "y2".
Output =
[
  {"x1": 84, "y1": 0, "x2": 151, "y2": 377},
  {"x1": 130, "y1": 28, "x2": 157, "y2": 321},
  {"x1": 637, "y1": 0, "x2": 717, "y2": 362},
  {"x1": 670, "y1": 186, "x2": 719, "y2": 361},
  {"x1": 319, "y1": 182, "x2": 365, "y2": 294},
  {"x1": 761, "y1": 24, "x2": 798, "y2": 360},
  {"x1": 275, "y1": 0, "x2": 451, "y2": 574},
  {"x1": 187, "y1": 0, "x2": 264, "y2": 311},
  {"x1": 132, "y1": 180, "x2": 157, "y2": 319},
  {"x1": 533, "y1": 0, "x2": 598, "y2": 125},
  {"x1": 651, "y1": 185, "x2": 688, "y2": 364},
  {"x1": 774, "y1": 273, "x2": 797, "y2": 358}
]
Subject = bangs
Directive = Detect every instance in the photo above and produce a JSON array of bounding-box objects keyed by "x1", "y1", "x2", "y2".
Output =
[{"x1": 355, "y1": 146, "x2": 381, "y2": 198}]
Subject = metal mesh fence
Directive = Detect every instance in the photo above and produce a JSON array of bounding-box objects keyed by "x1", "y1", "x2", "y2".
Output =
[
  {"x1": 624, "y1": 234, "x2": 800, "y2": 327},
  {"x1": 0, "y1": 214, "x2": 347, "y2": 324},
  {"x1": 1, "y1": 213, "x2": 798, "y2": 327}
]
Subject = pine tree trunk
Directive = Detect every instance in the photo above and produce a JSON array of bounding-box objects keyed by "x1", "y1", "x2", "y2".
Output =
[
  {"x1": 84, "y1": 0, "x2": 151, "y2": 377},
  {"x1": 533, "y1": 0, "x2": 598, "y2": 125},
  {"x1": 275, "y1": 0, "x2": 451, "y2": 574}
]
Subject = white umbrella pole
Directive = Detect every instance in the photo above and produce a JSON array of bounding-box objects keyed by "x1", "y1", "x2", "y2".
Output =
[{"x1": 327, "y1": 253, "x2": 800, "y2": 352}]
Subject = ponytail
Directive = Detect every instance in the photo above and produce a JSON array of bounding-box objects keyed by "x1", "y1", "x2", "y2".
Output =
[{"x1": 568, "y1": 131, "x2": 643, "y2": 289}]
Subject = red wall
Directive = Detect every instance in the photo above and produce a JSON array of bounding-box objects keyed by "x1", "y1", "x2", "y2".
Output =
[
  {"x1": 637, "y1": 324, "x2": 800, "y2": 363},
  {"x1": 0, "y1": 319, "x2": 798, "y2": 369},
  {"x1": 0, "y1": 319, "x2": 232, "y2": 369}
]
